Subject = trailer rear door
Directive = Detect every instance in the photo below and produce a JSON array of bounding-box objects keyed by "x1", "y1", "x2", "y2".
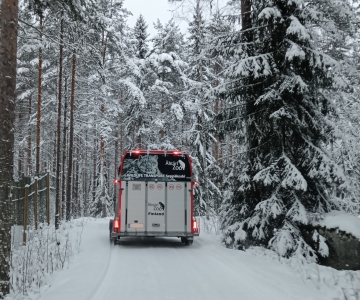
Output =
[{"x1": 120, "y1": 152, "x2": 192, "y2": 235}]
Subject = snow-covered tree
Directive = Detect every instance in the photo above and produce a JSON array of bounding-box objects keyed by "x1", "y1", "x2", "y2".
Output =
[
  {"x1": 134, "y1": 14, "x2": 149, "y2": 59},
  {"x1": 183, "y1": 0, "x2": 221, "y2": 218},
  {"x1": 218, "y1": 0, "x2": 351, "y2": 261}
]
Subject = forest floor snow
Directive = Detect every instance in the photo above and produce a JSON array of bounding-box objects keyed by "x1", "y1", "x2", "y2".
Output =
[{"x1": 6, "y1": 217, "x2": 360, "y2": 300}]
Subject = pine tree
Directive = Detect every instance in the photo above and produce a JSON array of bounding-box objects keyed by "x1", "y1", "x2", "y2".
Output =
[
  {"x1": 218, "y1": 0, "x2": 350, "y2": 261},
  {"x1": 184, "y1": 0, "x2": 221, "y2": 219},
  {"x1": 134, "y1": 14, "x2": 149, "y2": 59},
  {"x1": 133, "y1": 18, "x2": 187, "y2": 150}
]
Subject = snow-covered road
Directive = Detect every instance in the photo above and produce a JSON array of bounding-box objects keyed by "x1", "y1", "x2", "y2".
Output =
[{"x1": 40, "y1": 218, "x2": 330, "y2": 300}]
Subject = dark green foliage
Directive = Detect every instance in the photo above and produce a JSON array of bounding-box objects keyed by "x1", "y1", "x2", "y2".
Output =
[{"x1": 217, "y1": 0, "x2": 351, "y2": 261}]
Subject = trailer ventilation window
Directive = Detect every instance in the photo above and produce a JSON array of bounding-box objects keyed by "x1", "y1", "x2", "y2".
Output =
[{"x1": 121, "y1": 153, "x2": 191, "y2": 181}]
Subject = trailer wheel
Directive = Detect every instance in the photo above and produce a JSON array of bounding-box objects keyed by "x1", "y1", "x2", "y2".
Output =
[
  {"x1": 185, "y1": 239, "x2": 193, "y2": 246},
  {"x1": 109, "y1": 220, "x2": 113, "y2": 244},
  {"x1": 181, "y1": 237, "x2": 185, "y2": 243}
]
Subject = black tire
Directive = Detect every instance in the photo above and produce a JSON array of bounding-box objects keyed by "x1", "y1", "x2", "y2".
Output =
[
  {"x1": 185, "y1": 239, "x2": 193, "y2": 246},
  {"x1": 109, "y1": 220, "x2": 113, "y2": 243},
  {"x1": 180, "y1": 237, "x2": 185, "y2": 243}
]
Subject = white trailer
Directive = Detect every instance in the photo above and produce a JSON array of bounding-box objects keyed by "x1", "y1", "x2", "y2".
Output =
[{"x1": 110, "y1": 150, "x2": 199, "y2": 245}]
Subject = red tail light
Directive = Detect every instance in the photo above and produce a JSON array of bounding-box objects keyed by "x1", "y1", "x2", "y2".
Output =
[
  {"x1": 114, "y1": 179, "x2": 119, "y2": 184},
  {"x1": 192, "y1": 219, "x2": 199, "y2": 234},
  {"x1": 113, "y1": 219, "x2": 120, "y2": 232},
  {"x1": 173, "y1": 151, "x2": 180, "y2": 155},
  {"x1": 194, "y1": 181, "x2": 199, "y2": 186},
  {"x1": 133, "y1": 150, "x2": 140, "y2": 154}
]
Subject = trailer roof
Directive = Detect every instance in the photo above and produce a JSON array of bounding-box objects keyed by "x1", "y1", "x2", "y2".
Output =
[{"x1": 123, "y1": 149, "x2": 189, "y2": 155}]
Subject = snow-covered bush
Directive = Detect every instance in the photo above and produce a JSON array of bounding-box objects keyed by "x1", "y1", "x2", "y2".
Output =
[
  {"x1": 8, "y1": 219, "x2": 85, "y2": 299},
  {"x1": 249, "y1": 247, "x2": 360, "y2": 300}
]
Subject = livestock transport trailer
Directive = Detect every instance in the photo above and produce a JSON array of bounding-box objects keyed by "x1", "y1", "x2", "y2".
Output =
[{"x1": 110, "y1": 150, "x2": 199, "y2": 245}]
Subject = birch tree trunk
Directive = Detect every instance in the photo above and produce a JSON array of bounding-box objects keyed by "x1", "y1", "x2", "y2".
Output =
[{"x1": 0, "y1": 0, "x2": 18, "y2": 297}]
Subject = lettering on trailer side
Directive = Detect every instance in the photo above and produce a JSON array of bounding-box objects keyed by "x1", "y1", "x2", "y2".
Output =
[{"x1": 165, "y1": 160, "x2": 186, "y2": 170}]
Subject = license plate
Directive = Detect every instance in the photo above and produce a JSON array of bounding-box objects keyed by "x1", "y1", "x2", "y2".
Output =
[{"x1": 129, "y1": 223, "x2": 144, "y2": 229}]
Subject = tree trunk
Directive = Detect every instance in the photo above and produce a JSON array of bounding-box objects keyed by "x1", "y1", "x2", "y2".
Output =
[
  {"x1": 83, "y1": 129, "x2": 88, "y2": 216},
  {"x1": 72, "y1": 140, "x2": 79, "y2": 217},
  {"x1": 241, "y1": 0, "x2": 252, "y2": 36},
  {"x1": 92, "y1": 128, "x2": 97, "y2": 206},
  {"x1": 61, "y1": 77, "x2": 68, "y2": 220},
  {"x1": 36, "y1": 15, "x2": 43, "y2": 175},
  {"x1": 27, "y1": 95, "x2": 32, "y2": 176},
  {"x1": 100, "y1": 29, "x2": 107, "y2": 218},
  {"x1": 120, "y1": 91, "x2": 124, "y2": 156},
  {"x1": 66, "y1": 51, "x2": 76, "y2": 221},
  {"x1": 55, "y1": 15, "x2": 64, "y2": 229},
  {"x1": 100, "y1": 107, "x2": 106, "y2": 217},
  {"x1": 0, "y1": 0, "x2": 18, "y2": 297}
]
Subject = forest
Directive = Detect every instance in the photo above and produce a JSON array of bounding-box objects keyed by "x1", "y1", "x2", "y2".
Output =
[{"x1": 1, "y1": 0, "x2": 360, "y2": 298}]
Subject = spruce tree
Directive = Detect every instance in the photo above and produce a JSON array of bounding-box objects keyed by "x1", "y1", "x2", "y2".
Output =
[
  {"x1": 218, "y1": 0, "x2": 349, "y2": 261},
  {"x1": 184, "y1": 0, "x2": 221, "y2": 220},
  {"x1": 134, "y1": 14, "x2": 149, "y2": 59}
]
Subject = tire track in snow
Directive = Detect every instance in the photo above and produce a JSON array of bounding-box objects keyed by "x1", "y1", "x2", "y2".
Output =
[{"x1": 87, "y1": 240, "x2": 116, "y2": 300}]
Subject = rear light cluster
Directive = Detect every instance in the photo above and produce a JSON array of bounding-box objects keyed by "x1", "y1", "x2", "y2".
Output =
[
  {"x1": 113, "y1": 219, "x2": 120, "y2": 233},
  {"x1": 192, "y1": 219, "x2": 199, "y2": 234}
]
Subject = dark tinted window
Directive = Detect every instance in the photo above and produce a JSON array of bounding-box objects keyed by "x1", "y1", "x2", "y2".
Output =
[{"x1": 121, "y1": 153, "x2": 191, "y2": 181}]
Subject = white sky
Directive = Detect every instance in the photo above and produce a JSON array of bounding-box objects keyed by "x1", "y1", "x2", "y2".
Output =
[{"x1": 124, "y1": 0, "x2": 189, "y2": 38}]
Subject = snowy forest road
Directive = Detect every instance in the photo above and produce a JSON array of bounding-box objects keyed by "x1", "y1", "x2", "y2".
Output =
[{"x1": 40, "y1": 219, "x2": 330, "y2": 300}]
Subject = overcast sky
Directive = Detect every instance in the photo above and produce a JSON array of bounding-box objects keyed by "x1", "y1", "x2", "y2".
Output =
[{"x1": 124, "y1": 0, "x2": 189, "y2": 38}]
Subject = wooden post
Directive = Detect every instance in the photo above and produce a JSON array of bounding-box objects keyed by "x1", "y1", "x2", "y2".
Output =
[
  {"x1": 46, "y1": 171, "x2": 50, "y2": 225},
  {"x1": 34, "y1": 177, "x2": 39, "y2": 230},
  {"x1": 23, "y1": 184, "x2": 29, "y2": 245}
]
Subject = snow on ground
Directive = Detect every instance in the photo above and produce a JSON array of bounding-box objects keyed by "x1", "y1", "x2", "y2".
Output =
[
  {"x1": 7, "y1": 217, "x2": 360, "y2": 300},
  {"x1": 312, "y1": 210, "x2": 360, "y2": 239}
]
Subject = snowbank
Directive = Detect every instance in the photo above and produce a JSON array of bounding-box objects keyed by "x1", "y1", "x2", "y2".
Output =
[{"x1": 312, "y1": 210, "x2": 360, "y2": 239}]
